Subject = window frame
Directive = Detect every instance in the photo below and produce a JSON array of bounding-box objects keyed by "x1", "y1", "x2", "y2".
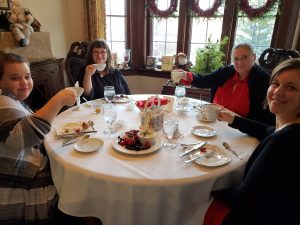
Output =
[{"x1": 124, "y1": 0, "x2": 300, "y2": 71}]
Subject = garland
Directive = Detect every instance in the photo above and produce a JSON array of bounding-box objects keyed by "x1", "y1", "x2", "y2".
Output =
[
  {"x1": 146, "y1": 0, "x2": 278, "y2": 19},
  {"x1": 190, "y1": 0, "x2": 223, "y2": 18},
  {"x1": 240, "y1": 0, "x2": 278, "y2": 19},
  {"x1": 146, "y1": 0, "x2": 178, "y2": 19}
]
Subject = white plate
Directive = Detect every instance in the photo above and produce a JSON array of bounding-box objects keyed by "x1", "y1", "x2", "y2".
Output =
[
  {"x1": 112, "y1": 138, "x2": 162, "y2": 155},
  {"x1": 113, "y1": 95, "x2": 130, "y2": 103},
  {"x1": 196, "y1": 113, "x2": 215, "y2": 122},
  {"x1": 55, "y1": 122, "x2": 93, "y2": 138},
  {"x1": 74, "y1": 138, "x2": 104, "y2": 153},
  {"x1": 188, "y1": 144, "x2": 231, "y2": 167},
  {"x1": 192, "y1": 126, "x2": 216, "y2": 137}
]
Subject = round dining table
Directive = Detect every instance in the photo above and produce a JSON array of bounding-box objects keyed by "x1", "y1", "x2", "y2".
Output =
[{"x1": 44, "y1": 94, "x2": 258, "y2": 225}]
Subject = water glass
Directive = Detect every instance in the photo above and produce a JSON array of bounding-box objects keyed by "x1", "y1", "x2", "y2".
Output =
[
  {"x1": 104, "y1": 86, "x2": 115, "y2": 103},
  {"x1": 174, "y1": 85, "x2": 186, "y2": 111},
  {"x1": 102, "y1": 104, "x2": 117, "y2": 134},
  {"x1": 163, "y1": 119, "x2": 178, "y2": 149}
]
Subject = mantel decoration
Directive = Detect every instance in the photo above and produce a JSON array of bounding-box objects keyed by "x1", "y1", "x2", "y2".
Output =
[
  {"x1": 146, "y1": 0, "x2": 178, "y2": 19},
  {"x1": 239, "y1": 0, "x2": 278, "y2": 19},
  {"x1": 190, "y1": 0, "x2": 224, "y2": 18}
]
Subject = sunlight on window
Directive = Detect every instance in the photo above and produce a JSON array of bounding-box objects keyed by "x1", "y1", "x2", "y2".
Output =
[
  {"x1": 234, "y1": 0, "x2": 279, "y2": 58},
  {"x1": 152, "y1": 0, "x2": 179, "y2": 58},
  {"x1": 190, "y1": 0, "x2": 225, "y2": 65},
  {"x1": 105, "y1": 0, "x2": 126, "y2": 63}
]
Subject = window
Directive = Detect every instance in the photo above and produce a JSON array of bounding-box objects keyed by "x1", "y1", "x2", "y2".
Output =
[
  {"x1": 152, "y1": 0, "x2": 179, "y2": 57},
  {"x1": 105, "y1": 0, "x2": 126, "y2": 63},
  {"x1": 102, "y1": 0, "x2": 299, "y2": 71},
  {"x1": 234, "y1": 0, "x2": 280, "y2": 57}
]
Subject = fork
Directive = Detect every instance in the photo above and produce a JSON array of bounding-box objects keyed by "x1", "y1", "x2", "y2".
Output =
[{"x1": 184, "y1": 149, "x2": 216, "y2": 163}]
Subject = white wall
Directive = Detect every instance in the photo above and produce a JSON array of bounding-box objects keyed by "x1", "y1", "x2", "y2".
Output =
[{"x1": 20, "y1": 0, "x2": 85, "y2": 58}]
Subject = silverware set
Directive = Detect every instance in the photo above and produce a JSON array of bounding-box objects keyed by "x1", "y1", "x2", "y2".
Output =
[
  {"x1": 178, "y1": 142, "x2": 216, "y2": 163},
  {"x1": 61, "y1": 121, "x2": 97, "y2": 146}
]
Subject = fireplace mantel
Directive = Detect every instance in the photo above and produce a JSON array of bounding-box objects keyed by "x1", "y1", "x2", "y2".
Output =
[{"x1": 0, "y1": 31, "x2": 53, "y2": 62}]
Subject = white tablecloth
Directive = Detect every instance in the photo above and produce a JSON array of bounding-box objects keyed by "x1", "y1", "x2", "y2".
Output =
[{"x1": 44, "y1": 94, "x2": 258, "y2": 225}]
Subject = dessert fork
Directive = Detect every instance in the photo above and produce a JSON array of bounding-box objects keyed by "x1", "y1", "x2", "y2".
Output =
[{"x1": 184, "y1": 149, "x2": 216, "y2": 163}]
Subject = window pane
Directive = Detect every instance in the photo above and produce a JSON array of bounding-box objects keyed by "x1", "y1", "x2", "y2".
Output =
[
  {"x1": 105, "y1": 0, "x2": 126, "y2": 62},
  {"x1": 152, "y1": 0, "x2": 179, "y2": 57},
  {"x1": 190, "y1": 0, "x2": 225, "y2": 64},
  {"x1": 234, "y1": 0, "x2": 279, "y2": 58},
  {"x1": 105, "y1": 0, "x2": 125, "y2": 15}
]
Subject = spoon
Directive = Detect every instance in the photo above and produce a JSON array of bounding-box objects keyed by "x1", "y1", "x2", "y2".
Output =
[
  {"x1": 222, "y1": 142, "x2": 243, "y2": 160},
  {"x1": 88, "y1": 121, "x2": 95, "y2": 131}
]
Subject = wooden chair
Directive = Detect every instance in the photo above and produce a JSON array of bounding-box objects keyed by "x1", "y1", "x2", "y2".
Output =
[
  {"x1": 258, "y1": 47, "x2": 300, "y2": 72},
  {"x1": 65, "y1": 41, "x2": 89, "y2": 86}
]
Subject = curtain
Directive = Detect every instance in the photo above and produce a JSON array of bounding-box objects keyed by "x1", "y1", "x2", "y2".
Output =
[{"x1": 83, "y1": 0, "x2": 106, "y2": 41}]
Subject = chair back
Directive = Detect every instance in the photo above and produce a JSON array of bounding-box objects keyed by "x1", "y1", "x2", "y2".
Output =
[
  {"x1": 65, "y1": 42, "x2": 89, "y2": 86},
  {"x1": 258, "y1": 47, "x2": 300, "y2": 72}
]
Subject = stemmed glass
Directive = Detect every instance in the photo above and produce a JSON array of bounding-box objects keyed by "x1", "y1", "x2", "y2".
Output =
[
  {"x1": 102, "y1": 104, "x2": 117, "y2": 135},
  {"x1": 123, "y1": 49, "x2": 131, "y2": 70},
  {"x1": 163, "y1": 119, "x2": 178, "y2": 149},
  {"x1": 104, "y1": 86, "x2": 115, "y2": 104},
  {"x1": 174, "y1": 85, "x2": 186, "y2": 111}
]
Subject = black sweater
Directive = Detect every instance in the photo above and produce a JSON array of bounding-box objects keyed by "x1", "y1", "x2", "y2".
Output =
[{"x1": 213, "y1": 116, "x2": 300, "y2": 225}]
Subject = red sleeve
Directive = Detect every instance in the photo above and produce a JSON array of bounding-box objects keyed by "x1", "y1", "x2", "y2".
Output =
[{"x1": 180, "y1": 72, "x2": 193, "y2": 86}]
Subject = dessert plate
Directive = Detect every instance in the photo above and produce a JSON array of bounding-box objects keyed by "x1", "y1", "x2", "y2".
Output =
[
  {"x1": 188, "y1": 144, "x2": 231, "y2": 167},
  {"x1": 113, "y1": 95, "x2": 131, "y2": 103},
  {"x1": 112, "y1": 138, "x2": 162, "y2": 155},
  {"x1": 55, "y1": 122, "x2": 93, "y2": 138},
  {"x1": 74, "y1": 138, "x2": 104, "y2": 153},
  {"x1": 191, "y1": 126, "x2": 216, "y2": 137}
]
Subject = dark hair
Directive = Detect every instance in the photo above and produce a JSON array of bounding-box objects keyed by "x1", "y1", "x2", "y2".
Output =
[
  {"x1": 86, "y1": 39, "x2": 112, "y2": 74},
  {"x1": 0, "y1": 53, "x2": 29, "y2": 79}
]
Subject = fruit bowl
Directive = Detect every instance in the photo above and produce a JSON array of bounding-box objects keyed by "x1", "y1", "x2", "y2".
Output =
[{"x1": 138, "y1": 129, "x2": 156, "y2": 146}]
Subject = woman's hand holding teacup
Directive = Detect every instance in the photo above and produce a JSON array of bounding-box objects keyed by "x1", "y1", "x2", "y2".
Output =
[
  {"x1": 217, "y1": 110, "x2": 235, "y2": 124},
  {"x1": 85, "y1": 64, "x2": 97, "y2": 77}
]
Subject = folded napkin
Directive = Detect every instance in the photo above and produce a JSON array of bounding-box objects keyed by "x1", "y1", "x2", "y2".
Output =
[{"x1": 136, "y1": 97, "x2": 169, "y2": 109}]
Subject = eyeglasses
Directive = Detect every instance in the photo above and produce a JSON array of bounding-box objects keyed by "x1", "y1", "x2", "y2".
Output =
[
  {"x1": 233, "y1": 55, "x2": 253, "y2": 62},
  {"x1": 93, "y1": 50, "x2": 107, "y2": 55}
]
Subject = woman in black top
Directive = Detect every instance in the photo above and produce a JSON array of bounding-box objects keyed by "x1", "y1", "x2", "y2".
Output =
[
  {"x1": 203, "y1": 58, "x2": 300, "y2": 225},
  {"x1": 78, "y1": 39, "x2": 131, "y2": 100}
]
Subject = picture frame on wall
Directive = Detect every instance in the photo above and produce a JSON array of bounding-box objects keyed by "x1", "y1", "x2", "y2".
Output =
[{"x1": 0, "y1": 0, "x2": 10, "y2": 10}]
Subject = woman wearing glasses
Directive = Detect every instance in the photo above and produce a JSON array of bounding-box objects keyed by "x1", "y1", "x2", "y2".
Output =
[
  {"x1": 181, "y1": 43, "x2": 275, "y2": 125},
  {"x1": 78, "y1": 39, "x2": 131, "y2": 100}
]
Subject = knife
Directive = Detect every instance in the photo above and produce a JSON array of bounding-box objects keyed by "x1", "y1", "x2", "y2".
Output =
[
  {"x1": 62, "y1": 134, "x2": 90, "y2": 146},
  {"x1": 179, "y1": 142, "x2": 207, "y2": 158}
]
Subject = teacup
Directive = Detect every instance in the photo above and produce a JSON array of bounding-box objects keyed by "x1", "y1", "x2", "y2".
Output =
[
  {"x1": 93, "y1": 63, "x2": 106, "y2": 71},
  {"x1": 200, "y1": 104, "x2": 221, "y2": 121},
  {"x1": 66, "y1": 87, "x2": 84, "y2": 98},
  {"x1": 171, "y1": 70, "x2": 185, "y2": 83}
]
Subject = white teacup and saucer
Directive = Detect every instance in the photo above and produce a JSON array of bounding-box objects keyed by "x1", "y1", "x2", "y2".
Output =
[{"x1": 197, "y1": 103, "x2": 221, "y2": 122}]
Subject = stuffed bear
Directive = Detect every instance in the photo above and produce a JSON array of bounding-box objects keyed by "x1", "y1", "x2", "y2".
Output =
[{"x1": 7, "y1": 1, "x2": 34, "y2": 47}]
